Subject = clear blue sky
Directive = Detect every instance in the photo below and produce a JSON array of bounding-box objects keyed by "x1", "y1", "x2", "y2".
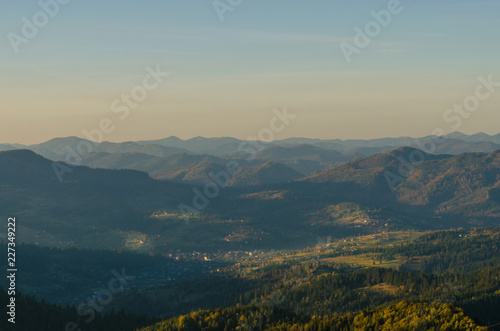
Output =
[{"x1": 1, "y1": 0, "x2": 499, "y2": 144}]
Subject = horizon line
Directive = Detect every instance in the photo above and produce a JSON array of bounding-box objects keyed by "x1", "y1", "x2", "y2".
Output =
[{"x1": 3, "y1": 131, "x2": 500, "y2": 146}]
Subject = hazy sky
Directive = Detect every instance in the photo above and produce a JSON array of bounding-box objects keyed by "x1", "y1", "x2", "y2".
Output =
[{"x1": 1, "y1": 0, "x2": 499, "y2": 144}]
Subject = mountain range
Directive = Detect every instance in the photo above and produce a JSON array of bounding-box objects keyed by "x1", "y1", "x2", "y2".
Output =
[
  {"x1": 1, "y1": 141, "x2": 499, "y2": 252},
  {"x1": 2, "y1": 132, "x2": 500, "y2": 187}
]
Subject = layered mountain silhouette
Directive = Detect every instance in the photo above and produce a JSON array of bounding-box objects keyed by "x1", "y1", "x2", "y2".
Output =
[
  {"x1": 301, "y1": 147, "x2": 500, "y2": 217},
  {"x1": 6, "y1": 132, "x2": 498, "y2": 187},
  {"x1": 6, "y1": 132, "x2": 500, "y2": 159},
  {"x1": 1, "y1": 146, "x2": 499, "y2": 251}
]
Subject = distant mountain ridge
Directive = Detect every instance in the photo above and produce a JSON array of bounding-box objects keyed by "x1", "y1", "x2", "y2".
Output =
[
  {"x1": 6, "y1": 131, "x2": 500, "y2": 157},
  {"x1": 137, "y1": 136, "x2": 243, "y2": 155},
  {"x1": 1, "y1": 148, "x2": 500, "y2": 252},
  {"x1": 300, "y1": 147, "x2": 500, "y2": 217},
  {"x1": 3, "y1": 132, "x2": 500, "y2": 186}
]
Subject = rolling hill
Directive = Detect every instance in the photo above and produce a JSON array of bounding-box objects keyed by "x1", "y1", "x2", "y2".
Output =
[
  {"x1": 27, "y1": 137, "x2": 189, "y2": 161},
  {"x1": 229, "y1": 162, "x2": 303, "y2": 186},
  {"x1": 300, "y1": 147, "x2": 500, "y2": 217},
  {"x1": 2, "y1": 146, "x2": 500, "y2": 253},
  {"x1": 80, "y1": 151, "x2": 302, "y2": 185},
  {"x1": 138, "y1": 136, "x2": 243, "y2": 155}
]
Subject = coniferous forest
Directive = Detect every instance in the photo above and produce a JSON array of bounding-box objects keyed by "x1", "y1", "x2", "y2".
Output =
[
  {"x1": 3, "y1": 1, "x2": 500, "y2": 329},
  {"x1": 2, "y1": 228, "x2": 500, "y2": 330}
]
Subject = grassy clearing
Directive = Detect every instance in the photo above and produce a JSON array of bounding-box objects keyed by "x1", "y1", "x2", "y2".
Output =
[{"x1": 324, "y1": 254, "x2": 401, "y2": 269}]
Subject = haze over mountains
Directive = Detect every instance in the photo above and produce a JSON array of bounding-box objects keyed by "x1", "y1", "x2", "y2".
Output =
[
  {"x1": 4, "y1": 0, "x2": 500, "y2": 328},
  {"x1": 1, "y1": 137, "x2": 499, "y2": 252},
  {"x1": 2, "y1": 133, "x2": 500, "y2": 330},
  {"x1": 1, "y1": 132, "x2": 500, "y2": 251},
  {"x1": 1, "y1": 132, "x2": 499, "y2": 186}
]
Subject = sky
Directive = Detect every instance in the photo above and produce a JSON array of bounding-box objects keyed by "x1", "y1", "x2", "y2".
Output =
[{"x1": 1, "y1": 0, "x2": 499, "y2": 144}]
